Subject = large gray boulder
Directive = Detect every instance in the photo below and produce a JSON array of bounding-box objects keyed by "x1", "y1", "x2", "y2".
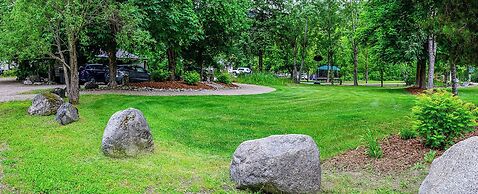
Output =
[
  {"x1": 419, "y1": 136, "x2": 478, "y2": 194},
  {"x1": 84, "y1": 81, "x2": 99, "y2": 89},
  {"x1": 230, "y1": 134, "x2": 321, "y2": 193},
  {"x1": 52, "y1": 87, "x2": 66, "y2": 98},
  {"x1": 101, "y1": 108, "x2": 154, "y2": 158},
  {"x1": 55, "y1": 103, "x2": 79, "y2": 125},
  {"x1": 28, "y1": 93, "x2": 64, "y2": 116}
]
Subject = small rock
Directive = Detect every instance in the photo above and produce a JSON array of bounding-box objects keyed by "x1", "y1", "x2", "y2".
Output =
[
  {"x1": 84, "y1": 81, "x2": 99, "y2": 89},
  {"x1": 23, "y1": 79, "x2": 33, "y2": 85},
  {"x1": 101, "y1": 108, "x2": 154, "y2": 158},
  {"x1": 52, "y1": 88, "x2": 66, "y2": 98},
  {"x1": 55, "y1": 103, "x2": 79, "y2": 125},
  {"x1": 419, "y1": 136, "x2": 478, "y2": 194},
  {"x1": 28, "y1": 93, "x2": 64, "y2": 116},
  {"x1": 230, "y1": 134, "x2": 321, "y2": 193}
]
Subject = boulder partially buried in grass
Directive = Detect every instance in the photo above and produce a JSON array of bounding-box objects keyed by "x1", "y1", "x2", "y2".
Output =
[
  {"x1": 28, "y1": 93, "x2": 64, "y2": 116},
  {"x1": 230, "y1": 134, "x2": 321, "y2": 193},
  {"x1": 55, "y1": 103, "x2": 79, "y2": 125},
  {"x1": 101, "y1": 108, "x2": 154, "y2": 158},
  {"x1": 419, "y1": 136, "x2": 478, "y2": 194}
]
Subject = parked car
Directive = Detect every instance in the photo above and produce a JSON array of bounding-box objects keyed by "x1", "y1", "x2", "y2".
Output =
[
  {"x1": 105, "y1": 65, "x2": 150, "y2": 84},
  {"x1": 0, "y1": 67, "x2": 3, "y2": 75},
  {"x1": 232, "y1": 67, "x2": 252, "y2": 75},
  {"x1": 79, "y1": 64, "x2": 107, "y2": 84}
]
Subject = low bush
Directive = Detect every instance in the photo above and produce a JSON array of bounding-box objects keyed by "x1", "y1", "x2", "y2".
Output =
[
  {"x1": 216, "y1": 73, "x2": 232, "y2": 84},
  {"x1": 413, "y1": 89, "x2": 478, "y2": 149},
  {"x1": 1, "y1": 69, "x2": 17, "y2": 77},
  {"x1": 235, "y1": 72, "x2": 292, "y2": 86},
  {"x1": 363, "y1": 129, "x2": 383, "y2": 159},
  {"x1": 424, "y1": 150, "x2": 437, "y2": 163},
  {"x1": 150, "y1": 69, "x2": 169, "y2": 82},
  {"x1": 183, "y1": 71, "x2": 200, "y2": 85},
  {"x1": 399, "y1": 128, "x2": 418, "y2": 140}
]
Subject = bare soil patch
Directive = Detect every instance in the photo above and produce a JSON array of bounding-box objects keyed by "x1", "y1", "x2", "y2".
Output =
[
  {"x1": 128, "y1": 81, "x2": 215, "y2": 90},
  {"x1": 323, "y1": 128, "x2": 478, "y2": 174},
  {"x1": 405, "y1": 87, "x2": 426, "y2": 95}
]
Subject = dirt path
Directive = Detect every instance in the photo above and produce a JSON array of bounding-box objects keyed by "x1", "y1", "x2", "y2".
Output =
[{"x1": 0, "y1": 77, "x2": 275, "y2": 103}]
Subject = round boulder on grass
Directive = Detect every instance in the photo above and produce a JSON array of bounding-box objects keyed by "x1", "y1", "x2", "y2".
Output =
[
  {"x1": 84, "y1": 81, "x2": 99, "y2": 89},
  {"x1": 55, "y1": 103, "x2": 79, "y2": 125},
  {"x1": 28, "y1": 93, "x2": 64, "y2": 116},
  {"x1": 52, "y1": 87, "x2": 66, "y2": 98},
  {"x1": 419, "y1": 136, "x2": 478, "y2": 194},
  {"x1": 101, "y1": 108, "x2": 154, "y2": 158},
  {"x1": 230, "y1": 134, "x2": 321, "y2": 193}
]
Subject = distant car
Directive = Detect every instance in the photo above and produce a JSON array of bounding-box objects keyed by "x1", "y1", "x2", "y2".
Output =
[
  {"x1": 105, "y1": 65, "x2": 150, "y2": 84},
  {"x1": 79, "y1": 64, "x2": 107, "y2": 84},
  {"x1": 232, "y1": 67, "x2": 252, "y2": 75}
]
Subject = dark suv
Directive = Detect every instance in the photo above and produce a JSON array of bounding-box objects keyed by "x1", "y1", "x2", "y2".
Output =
[
  {"x1": 79, "y1": 64, "x2": 107, "y2": 84},
  {"x1": 105, "y1": 65, "x2": 150, "y2": 84}
]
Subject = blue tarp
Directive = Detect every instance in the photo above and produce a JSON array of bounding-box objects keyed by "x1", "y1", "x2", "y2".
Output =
[{"x1": 318, "y1": 65, "x2": 340, "y2": 71}]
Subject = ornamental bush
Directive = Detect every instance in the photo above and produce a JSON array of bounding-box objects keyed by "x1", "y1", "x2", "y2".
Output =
[
  {"x1": 216, "y1": 72, "x2": 232, "y2": 84},
  {"x1": 183, "y1": 71, "x2": 200, "y2": 85},
  {"x1": 413, "y1": 90, "x2": 478, "y2": 149},
  {"x1": 150, "y1": 69, "x2": 169, "y2": 82}
]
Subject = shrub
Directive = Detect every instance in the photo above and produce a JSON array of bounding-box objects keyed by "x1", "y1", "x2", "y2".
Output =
[
  {"x1": 399, "y1": 128, "x2": 418, "y2": 140},
  {"x1": 236, "y1": 72, "x2": 292, "y2": 86},
  {"x1": 183, "y1": 71, "x2": 200, "y2": 85},
  {"x1": 150, "y1": 69, "x2": 169, "y2": 82},
  {"x1": 1, "y1": 69, "x2": 17, "y2": 77},
  {"x1": 413, "y1": 89, "x2": 478, "y2": 149},
  {"x1": 216, "y1": 73, "x2": 232, "y2": 84},
  {"x1": 363, "y1": 129, "x2": 383, "y2": 159},
  {"x1": 424, "y1": 150, "x2": 437, "y2": 163}
]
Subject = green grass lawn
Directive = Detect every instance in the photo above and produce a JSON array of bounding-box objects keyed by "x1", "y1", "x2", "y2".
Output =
[{"x1": 1, "y1": 84, "x2": 477, "y2": 192}]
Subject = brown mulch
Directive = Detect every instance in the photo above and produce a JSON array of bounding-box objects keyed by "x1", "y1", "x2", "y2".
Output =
[
  {"x1": 323, "y1": 128, "x2": 478, "y2": 174},
  {"x1": 405, "y1": 87, "x2": 426, "y2": 95},
  {"x1": 128, "y1": 81, "x2": 215, "y2": 90}
]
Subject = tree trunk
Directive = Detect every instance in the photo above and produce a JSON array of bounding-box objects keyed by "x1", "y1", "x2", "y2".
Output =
[
  {"x1": 68, "y1": 35, "x2": 80, "y2": 105},
  {"x1": 451, "y1": 61, "x2": 458, "y2": 96},
  {"x1": 427, "y1": 34, "x2": 436, "y2": 89},
  {"x1": 365, "y1": 47, "x2": 369, "y2": 84},
  {"x1": 353, "y1": 43, "x2": 358, "y2": 86},
  {"x1": 299, "y1": 17, "x2": 309, "y2": 83},
  {"x1": 167, "y1": 48, "x2": 176, "y2": 81},
  {"x1": 258, "y1": 49, "x2": 264, "y2": 72},
  {"x1": 380, "y1": 67, "x2": 384, "y2": 87},
  {"x1": 327, "y1": 49, "x2": 333, "y2": 83},
  {"x1": 292, "y1": 41, "x2": 299, "y2": 83},
  {"x1": 107, "y1": 41, "x2": 117, "y2": 87},
  {"x1": 416, "y1": 44, "x2": 427, "y2": 89},
  {"x1": 444, "y1": 71, "x2": 448, "y2": 87}
]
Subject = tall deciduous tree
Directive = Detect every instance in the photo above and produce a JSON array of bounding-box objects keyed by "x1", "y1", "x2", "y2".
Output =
[{"x1": 136, "y1": 0, "x2": 203, "y2": 80}]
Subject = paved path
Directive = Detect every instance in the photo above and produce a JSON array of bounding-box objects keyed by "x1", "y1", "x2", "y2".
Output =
[
  {"x1": 0, "y1": 78, "x2": 64, "y2": 103},
  {"x1": 0, "y1": 77, "x2": 275, "y2": 103}
]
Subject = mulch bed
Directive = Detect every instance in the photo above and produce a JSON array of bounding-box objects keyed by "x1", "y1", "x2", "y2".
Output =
[
  {"x1": 128, "y1": 81, "x2": 215, "y2": 90},
  {"x1": 323, "y1": 128, "x2": 478, "y2": 174},
  {"x1": 405, "y1": 87, "x2": 426, "y2": 95}
]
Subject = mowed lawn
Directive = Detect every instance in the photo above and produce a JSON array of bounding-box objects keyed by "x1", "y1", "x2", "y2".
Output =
[{"x1": 1, "y1": 84, "x2": 476, "y2": 193}]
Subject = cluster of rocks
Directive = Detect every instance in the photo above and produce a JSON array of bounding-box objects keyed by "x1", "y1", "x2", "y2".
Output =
[
  {"x1": 22, "y1": 76, "x2": 54, "y2": 85},
  {"x1": 28, "y1": 88, "x2": 79, "y2": 125}
]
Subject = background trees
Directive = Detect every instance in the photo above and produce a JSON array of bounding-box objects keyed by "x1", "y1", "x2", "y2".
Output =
[{"x1": 0, "y1": 0, "x2": 476, "y2": 99}]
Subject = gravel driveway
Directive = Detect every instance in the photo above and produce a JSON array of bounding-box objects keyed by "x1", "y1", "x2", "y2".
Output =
[
  {"x1": 0, "y1": 77, "x2": 65, "y2": 103},
  {"x1": 0, "y1": 77, "x2": 275, "y2": 103}
]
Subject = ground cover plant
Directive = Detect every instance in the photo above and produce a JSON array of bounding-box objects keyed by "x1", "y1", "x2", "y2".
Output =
[{"x1": 0, "y1": 84, "x2": 417, "y2": 193}]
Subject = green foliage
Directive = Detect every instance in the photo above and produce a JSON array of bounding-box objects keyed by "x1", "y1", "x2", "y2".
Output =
[
  {"x1": 216, "y1": 73, "x2": 232, "y2": 84},
  {"x1": 363, "y1": 129, "x2": 383, "y2": 159},
  {"x1": 399, "y1": 128, "x2": 418, "y2": 140},
  {"x1": 424, "y1": 150, "x2": 437, "y2": 164},
  {"x1": 1, "y1": 69, "x2": 17, "y2": 77},
  {"x1": 183, "y1": 71, "x2": 200, "y2": 85},
  {"x1": 235, "y1": 73, "x2": 292, "y2": 86},
  {"x1": 150, "y1": 69, "x2": 169, "y2": 82},
  {"x1": 413, "y1": 90, "x2": 478, "y2": 149}
]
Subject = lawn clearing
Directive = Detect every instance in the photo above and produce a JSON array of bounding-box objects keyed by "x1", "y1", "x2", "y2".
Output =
[{"x1": 0, "y1": 84, "x2": 431, "y2": 192}]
